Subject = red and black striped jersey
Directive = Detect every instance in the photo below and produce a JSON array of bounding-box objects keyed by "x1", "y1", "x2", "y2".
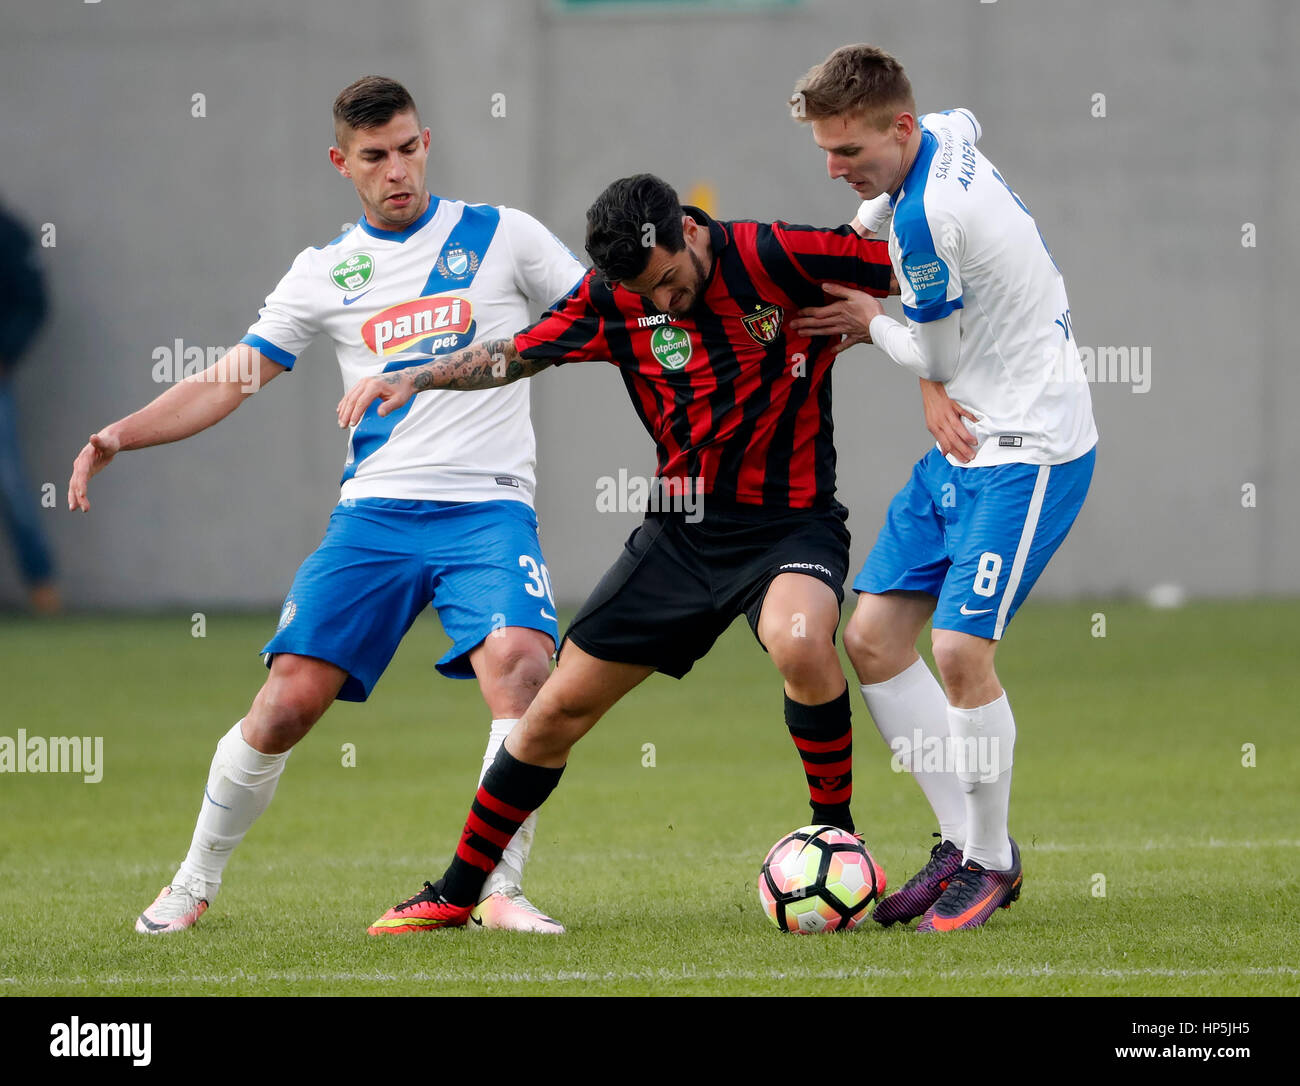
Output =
[{"x1": 514, "y1": 208, "x2": 892, "y2": 510}]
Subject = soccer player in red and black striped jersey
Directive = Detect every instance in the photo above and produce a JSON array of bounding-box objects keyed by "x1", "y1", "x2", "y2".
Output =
[{"x1": 337, "y1": 174, "x2": 894, "y2": 932}]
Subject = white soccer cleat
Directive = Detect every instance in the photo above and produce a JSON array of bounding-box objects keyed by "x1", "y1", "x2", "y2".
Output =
[
  {"x1": 470, "y1": 886, "x2": 565, "y2": 934},
  {"x1": 134, "y1": 882, "x2": 210, "y2": 935}
]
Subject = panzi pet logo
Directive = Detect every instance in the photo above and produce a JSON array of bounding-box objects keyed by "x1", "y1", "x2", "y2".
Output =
[
  {"x1": 437, "y1": 247, "x2": 479, "y2": 279},
  {"x1": 742, "y1": 303, "x2": 783, "y2": 345},
  {"x1": 331, "y1": 253, "x2": 374, "y2": 291},
  {"x1": 362, "y1": 296, "x2": 473, "y2": 355},
  {"x1": 650, "y1": 325, "x2": 692, "y2": 371}
]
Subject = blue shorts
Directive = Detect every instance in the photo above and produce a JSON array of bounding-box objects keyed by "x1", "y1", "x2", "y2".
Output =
[
  {"x1": 261, "y1": 498, "x2": 559, "y2": 701},
  {"x1": 854, "y1": 447, "x2": 1095, "y2": 639}
]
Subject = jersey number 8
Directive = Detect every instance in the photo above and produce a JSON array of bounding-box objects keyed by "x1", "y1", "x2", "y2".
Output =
[{"x1": 972, "y1": 551, "x2": 1003, "y2": 598}]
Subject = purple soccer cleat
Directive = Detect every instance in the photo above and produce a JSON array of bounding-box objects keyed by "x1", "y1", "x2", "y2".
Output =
[
  {"x1": 873, "y1": 837, "x2": 967, "y2": 931},
  {"x1": 916, "y1": 838, "x2": 1022, "y2": 934},
  {"x1": 873, "y1": 834, "x2": 964, "y2": 927}
]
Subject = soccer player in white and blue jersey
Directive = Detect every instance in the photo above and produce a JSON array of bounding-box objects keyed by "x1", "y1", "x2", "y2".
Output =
[
  {"x1": 790, "y1": 45, "x2": 1098, "y2": 932},
  {"x1": 68, "y1": 77, "x2": 585, "y2": 936}
]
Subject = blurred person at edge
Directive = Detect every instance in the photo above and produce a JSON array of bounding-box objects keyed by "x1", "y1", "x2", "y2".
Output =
[{"x1": 0, "y1": 199, "x2": 58, "y2": 615}]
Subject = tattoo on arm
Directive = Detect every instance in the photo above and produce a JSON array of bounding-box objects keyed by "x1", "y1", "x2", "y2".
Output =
[{"x1": 386, "y1": 339, "x2": 553, "y2": 392}]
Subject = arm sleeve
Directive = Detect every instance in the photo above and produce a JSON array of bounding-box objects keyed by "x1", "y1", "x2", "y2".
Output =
[
  {"x1": 758, "y1": 221, "x2": 893, "y2": 306},
  {"x1": 894, "y1": 197, "x2": 964, "y2": 324},
  {"x1": 500, "y1": 206, "x2": 588, "y2": 310},
  {"x1": 927, "y1": 108, "x2": 982, "y2": 145},
  {"x1": 513, "y1": 272, "x2": 610, "y2": 366},
  {"x1": 868, "y1": 310, "x2": 961, "y2": 382},
  {"x1": 238, "y1": 248, "x2": 320, "y2": 371},
  {"x1": 853, "y1": 194, "x2": 893, "y2": 235}
]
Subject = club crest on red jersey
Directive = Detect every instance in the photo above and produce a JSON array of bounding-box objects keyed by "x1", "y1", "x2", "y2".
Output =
[{"x1": 742, "y1": 303, "x2": 783, "y2": 345}]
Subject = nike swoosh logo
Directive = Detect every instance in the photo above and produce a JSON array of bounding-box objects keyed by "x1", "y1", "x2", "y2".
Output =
[
  {"x1": 471, "y1": 914, "x2": 483, "y2": 927},
  {"x1": 959, "y1": 604, "x2": 994, "y2": 616},
  {"x1": 540, "y1": 608, "x2": 556, "y2": 621},
  {"x1": 342, "y1": 289, "x2": 374, "y2": 305},
  {"x1": 930, "y1": 872, "x2": 1022, "y2": 931}
]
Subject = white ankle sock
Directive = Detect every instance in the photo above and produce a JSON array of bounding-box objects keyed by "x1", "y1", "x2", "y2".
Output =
[
  {"x1": 478, "y1": 717, "x2": 536, "y2": 898},
  {"x1": 176, "y1": 720, "x2": 290, "y2": 898},
  {"x1": 860, "y1": 658, "x2": 966, "y2": 849},
  {"x1": 947, "y1": 694, "x2": 1015, "y2": 871}
]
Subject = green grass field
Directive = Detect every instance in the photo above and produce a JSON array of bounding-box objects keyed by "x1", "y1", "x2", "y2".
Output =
[{"x1": 1, "y1": 601, "x2": 1297, "y2": 997}]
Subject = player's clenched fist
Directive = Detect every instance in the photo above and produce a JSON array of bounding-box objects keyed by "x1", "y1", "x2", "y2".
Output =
[
  {"x1": 336, "y1": 371, "x2": 416, "y2": 429},
  {"x1": 68, "y1": 431, "x2": 121, "y2": 512}
]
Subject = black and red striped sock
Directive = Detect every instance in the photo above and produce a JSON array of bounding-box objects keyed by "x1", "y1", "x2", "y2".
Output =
[
  {"x1": 440, "y1": 747, "x2": 564, "y2": 906},
  {"x1": 785, "y1": 686, "x2": 854, "y2": 834}
]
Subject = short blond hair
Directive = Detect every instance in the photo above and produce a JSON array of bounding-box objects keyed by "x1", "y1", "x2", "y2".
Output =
[{"x1": 791, "y1": 44, "x2": 915, "y2": 129}]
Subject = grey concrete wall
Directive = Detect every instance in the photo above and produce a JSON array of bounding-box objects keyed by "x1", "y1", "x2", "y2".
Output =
[{"x1": 1, "y1": 0, "x2": 1295, "y2": 609}]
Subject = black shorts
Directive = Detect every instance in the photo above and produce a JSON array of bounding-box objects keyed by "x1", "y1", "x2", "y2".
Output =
[{"x1": 563, "y1": 501, "x2": 851, "y2": 679}]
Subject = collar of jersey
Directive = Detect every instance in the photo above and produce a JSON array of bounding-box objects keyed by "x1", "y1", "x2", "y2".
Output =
[
  {"x1": 889, "y1": 128, "x2": 938, "y2": 209},
  {"x1": 682, "y1": 204, "x2": 728, "y2": 300},
  {"x1": 357, "y1": 194, "x2": 440, "y2": 243}
]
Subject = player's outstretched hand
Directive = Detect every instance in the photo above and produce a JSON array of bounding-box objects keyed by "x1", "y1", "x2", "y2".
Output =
[
  {"x1": 68, "y1": 431, "x2": 121, "y2": 512},
  {"x1": 790, "y1": 282, "x2": 885, "y2": 354},
  {"x1": 920, "y1": 379, "x2": 979, "y2": 463},
  {"x1": 337, "y1": 371, "x2": 416, "y2": 429}
]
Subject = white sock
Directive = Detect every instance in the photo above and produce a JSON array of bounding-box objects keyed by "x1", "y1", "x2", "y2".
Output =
[
  {"x1": 947, "y1": 694, "x2": 1015, "y2": 871},
  {"x1": 860, "y1": 658, "x2": 966, "y2": 849},
  {"x1": 176, "y1": 720, "x2": 290, "y2": 898},
  {"x1": 478, "y1": 718, "x2": 537, "y2": 899}
]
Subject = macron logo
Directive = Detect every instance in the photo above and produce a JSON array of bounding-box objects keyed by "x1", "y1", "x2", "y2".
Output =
[{"x1": 50, "y1": 1017, "x2": 151, "y2": 1067}]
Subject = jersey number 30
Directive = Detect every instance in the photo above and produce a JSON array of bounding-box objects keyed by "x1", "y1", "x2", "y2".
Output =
[{"x1": 519, "y1": 554, "x2": 556, "y2": 608}]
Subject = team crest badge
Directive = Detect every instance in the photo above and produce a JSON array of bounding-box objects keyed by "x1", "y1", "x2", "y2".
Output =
[
  {"x1": 438, "y1": 247, "x2": 479, "y2": 279},
  {"x1": 330, "y1": 253, "x2": 374, "y2": 291},
  {"x1": 742, "y1": 303, "x2": 783, "y2": 345}
]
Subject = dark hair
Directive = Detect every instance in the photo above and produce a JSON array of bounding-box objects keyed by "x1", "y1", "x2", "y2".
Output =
[
  {"x1": 333, "y1": 76, "x2": 419, "y2": 145},
  {"x1": 791, "y1": 44, "x2": 915, "y2": 129},
  {"x1": 585, "y1": 174, "x2": 685, "y2": 283}
]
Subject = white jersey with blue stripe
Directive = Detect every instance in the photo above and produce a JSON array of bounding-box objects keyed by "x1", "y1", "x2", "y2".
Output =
[
  {"x1": 241, "y1": 195, "x2": 585, "y2": 505},
  {"x1": 887, "y1": 109, "x2": 1097, "y2": 468}
]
